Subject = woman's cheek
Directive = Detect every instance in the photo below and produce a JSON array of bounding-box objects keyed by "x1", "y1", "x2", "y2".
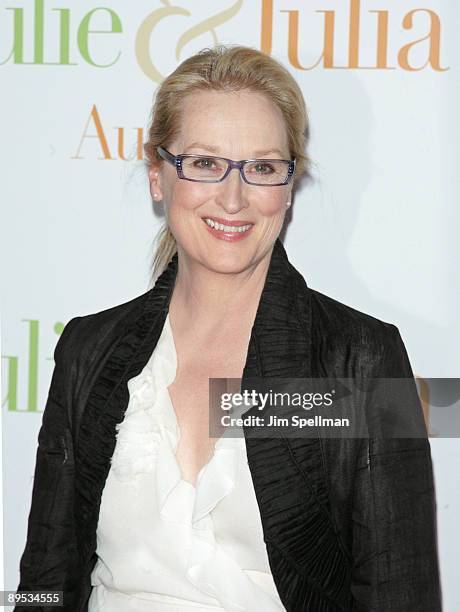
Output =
[
  {"x1": 260, "y1": 193, "x2": 287, "y2": 218},
  {"x1": 174, "y1": 182, "x2": 207, "y2": 210}
]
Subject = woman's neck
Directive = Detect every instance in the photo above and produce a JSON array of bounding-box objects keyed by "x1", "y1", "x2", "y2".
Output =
[{"x1": 168, "y1": 249, "x2": 271, "y2": 342}]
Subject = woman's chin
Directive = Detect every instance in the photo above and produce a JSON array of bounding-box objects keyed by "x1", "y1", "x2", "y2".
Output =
[
  {"x1": 204, "y1": 253, "x2": 255, "y2": 275},
  {"x1": 178, "y1": 235, "x2": 271, "y2": 274},
  {"x1": 194, "y1": 245, "x2": 259, "y2": 275}
]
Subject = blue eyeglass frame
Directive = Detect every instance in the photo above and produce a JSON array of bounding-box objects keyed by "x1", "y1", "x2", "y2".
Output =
[{"x1": 156, "y1": 146, "x2": 296, "y2": 186}]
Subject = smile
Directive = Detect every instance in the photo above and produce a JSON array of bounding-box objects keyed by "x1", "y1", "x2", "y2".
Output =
[
  {"x1": 201, "y1": 216, "x2": 254, "y2": 242},
  {"x1": 203, "y1": 218, "x2": 253, "y2": 233}
]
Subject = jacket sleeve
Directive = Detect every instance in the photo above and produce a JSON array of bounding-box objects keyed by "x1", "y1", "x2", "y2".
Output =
[
  {"x1": 15, "y1": 317, "x2": 82, "y2": 612},
  {"x1": 350, "y1": 325, "x2": 442, "y2": 611}
]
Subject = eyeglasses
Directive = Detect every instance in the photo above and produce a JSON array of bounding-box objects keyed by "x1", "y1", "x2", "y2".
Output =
[{"x1": 156, "y1": 146, "x2": 296, "y2": 186}]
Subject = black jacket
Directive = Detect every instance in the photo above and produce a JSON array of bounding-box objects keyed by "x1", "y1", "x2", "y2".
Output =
[{"x1": 16, "y1": 238, "x2": 442, "y2": 611}]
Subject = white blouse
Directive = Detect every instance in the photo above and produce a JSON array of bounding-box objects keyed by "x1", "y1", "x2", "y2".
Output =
[{"x1": 88, "y1": 313, "x2": 286, "y2": 611}]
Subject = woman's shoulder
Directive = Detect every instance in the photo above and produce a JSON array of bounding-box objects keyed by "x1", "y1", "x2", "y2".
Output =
[
  {"x1": 306, "y1": 286, "x2": 411, "y2": 376},
  {"x1": 288, "y1": 256, "x2": 401, "y2": 348},
  {"x1": 55, "y1": 289, "x2": 153, "y2": 368},
  {"x1": 309, "y1": 287, "x2": 398, "y2": 337}
]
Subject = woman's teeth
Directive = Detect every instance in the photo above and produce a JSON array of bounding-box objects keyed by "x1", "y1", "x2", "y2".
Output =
[{"x1": 204, "y1": 218, "x2": 252, "y2": 233}]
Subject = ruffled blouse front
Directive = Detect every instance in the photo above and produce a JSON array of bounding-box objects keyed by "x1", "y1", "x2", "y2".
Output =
[{"x1": 88, "y1": 314, "x2": 286, "y2": 612}]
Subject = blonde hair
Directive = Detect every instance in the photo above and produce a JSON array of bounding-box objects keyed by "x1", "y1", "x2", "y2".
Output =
[{"x1": 144, "y1": 44, "x2": 312, "y2": 281}]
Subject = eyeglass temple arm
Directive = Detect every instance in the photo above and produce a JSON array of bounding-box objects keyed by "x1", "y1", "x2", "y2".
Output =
[{"x1": 156, "y1": 146, "x2": 176, "y2": 165}]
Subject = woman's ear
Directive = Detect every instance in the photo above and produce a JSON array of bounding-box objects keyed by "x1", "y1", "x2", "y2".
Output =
[{"x1": 148, "y1": 164, "x2": 163, "y2": 202}]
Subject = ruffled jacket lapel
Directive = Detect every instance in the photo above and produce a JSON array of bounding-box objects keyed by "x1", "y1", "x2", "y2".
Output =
[
  {"x1": 240, "y1": 243, "x2": 352, "y2": 610},
  {"x1": 75, "y1": 256, "x2": 177, "y2": 566},
  {"x1": 75, "y1": 237, "x2": 351, "y2": 610}
]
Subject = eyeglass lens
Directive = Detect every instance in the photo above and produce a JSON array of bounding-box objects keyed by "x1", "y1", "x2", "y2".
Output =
[{"x1": 181, "y1": 156, "x2": 290, "y2": 185}]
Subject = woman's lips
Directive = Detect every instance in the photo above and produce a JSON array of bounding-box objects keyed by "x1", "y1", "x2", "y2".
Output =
[
  {"x1": 202, "y1": 217, "x2": 254, "y2": 242},
  {"x1": 202, "y1": 216, "x2": 252, "y2": 227}
]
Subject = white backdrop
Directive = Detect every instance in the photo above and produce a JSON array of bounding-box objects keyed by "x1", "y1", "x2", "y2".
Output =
[{"x1": 1, "y1": 0, "x2": 459, "y2": 609}]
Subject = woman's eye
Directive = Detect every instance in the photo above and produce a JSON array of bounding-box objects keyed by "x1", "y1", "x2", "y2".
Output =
[
  {"x1": 253, "y1": 163, "x2": 274, "y2": 174},
  {"x1": 194, "y1": 157, "x2": 216, "y2": 169}
]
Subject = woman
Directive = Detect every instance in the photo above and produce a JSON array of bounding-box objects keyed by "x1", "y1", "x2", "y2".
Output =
[{"x1": 16, "y1": 45, "x2": 441, "y2": 611}]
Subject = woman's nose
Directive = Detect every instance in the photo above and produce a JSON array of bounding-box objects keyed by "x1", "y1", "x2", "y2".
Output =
[{"x1": 214, "y1": 168, "x2": 249, "y2": 213}]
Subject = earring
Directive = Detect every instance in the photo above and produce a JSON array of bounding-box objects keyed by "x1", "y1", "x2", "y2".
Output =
[
  {"x1": 286, "y1": 201, "x2": 291, "y2": 208},
  {"x1": 153, "y1": 193, "x2": 159, "y2": 199}
]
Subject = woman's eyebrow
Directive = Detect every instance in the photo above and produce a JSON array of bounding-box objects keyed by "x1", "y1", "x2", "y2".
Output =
[{"x1": 183, "y1": 141, "x2": 285, "y2": 157}]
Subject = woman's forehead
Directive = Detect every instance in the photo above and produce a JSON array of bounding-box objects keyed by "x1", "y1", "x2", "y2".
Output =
[
  {"x1": 181, "y1": 88, "x2": 280, "y2": 113},
  {"x1": 176, "y1": 90, "x2": 289, "y2": 152}
]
